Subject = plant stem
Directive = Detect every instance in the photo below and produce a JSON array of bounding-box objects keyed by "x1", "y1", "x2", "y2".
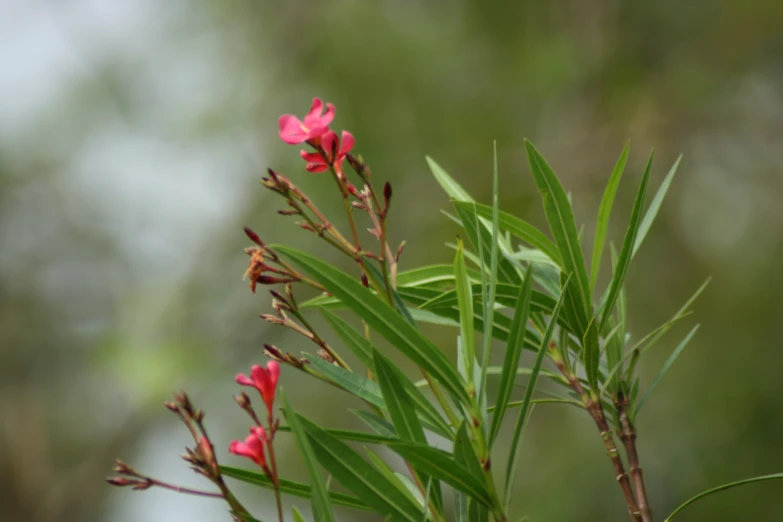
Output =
[
  {"x1": 550, "y1": 349, "x2": 642, "y2": 522},
  {"x1": 617, "y1": 397, "x2": 653, "y2": 522}
]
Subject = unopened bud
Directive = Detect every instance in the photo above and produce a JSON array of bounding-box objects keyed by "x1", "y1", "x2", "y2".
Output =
[
  {"x1": 361, "y1": 273, "x2": 369, "y2": 288},
  {"x1": 298, "y1": 222, "x2": 316, "y2": 233},
  {"x1": 277, "y1": 209, "x2": 300, "y2": 216},
  {"x1": 106, "y1": 477, "x2": 133, "y2": 487},
  {"x1": 163, "y1": 401, "x2": 179, "y2": 414},
  {"x1": 383, "y1": 181, "x2": 392, "y2": 208},
  {"x1": 264, "y1": 344, "x2": 284, "y2": 360},
  {"x1": 347, "y1": 183, "x2": 360, "y2": 197},
  {"x1": 243, "y1": 227, "x2": 265, "y2": 247}
]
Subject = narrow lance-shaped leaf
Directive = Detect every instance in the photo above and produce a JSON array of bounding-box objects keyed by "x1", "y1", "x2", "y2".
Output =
[
  {"x1": 664, "y1": 473, "x2": 783, "y2": 521},
  {"x1": 598, "y1": 150, "x2": 652, "y2": 331},
  {"x1": 478, "y1": 144, "x2": 502, "y2": 413},
  {"x1": 453, "y1": 202, "x2": 562, "y2": 268},
  {"x1": 274, "y1": 246, "x2": 469, "y2": 406},
  {"x1": 454, "y1": 238, "x2": 476, "y2": 387},
  {"x1": 374, "y1": 349, "x2": 443, "y2": 513},
  {"x1": 590, "y1": 141, "x2": 630, "y2": 291},
  {"x1": 633, "y1": 154, "x2": 682, "y2": 258},
  {"x1": 305, "y1": 355, "x2": 385, "y2": 408},
  {"x1": 524, "y1": 140, "x2": 591, "y2": 337},
  {"x1": 635, "y1": 325, "x2": 700, "y2": 415},
  {"x1": 489, "y1": 265, "x2": 534, "y2": 445},
  {"x1": 296, "y1": 414, "x2": 424, "y2": 522},
  {"x1": 280, "y1": 391, "x2": 335, "y2": 522},
  {"x1": 221, "y1": 467, "x2": 370, "y2": 511},
  {"x1": 320, "y1": 309, "x2": 373, "y2": 368},
  {"x1": 387, "y1": 441, "x2": 494, "y2": 509},
  {"x1": 504, "y1": 275, "x2": 569, "y2": 508}
]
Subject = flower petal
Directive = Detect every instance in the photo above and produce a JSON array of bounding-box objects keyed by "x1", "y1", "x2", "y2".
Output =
[
  {"x1": 236, "y1": 373, "x2": 254, "y2": 386},
  {"x1": 340, "y1": 131, "x2": 355, "y2": 155},
  {"x1": 303, "y1": 98, "x2": 324, "y2": 127}
]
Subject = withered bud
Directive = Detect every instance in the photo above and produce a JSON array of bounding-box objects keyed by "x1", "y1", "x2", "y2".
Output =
[
  {"x1": 351, "y1": 201, "x2": 367, "y2": 211},
  {"x1": 243, "y1": 227, "x2": 265, "y2": 247},
  {"x1": 113, "y1": 459, "x2": 136, "y2": 475},
  {"x1": 174, "y1": 392, "x2": 195, "y2": 416},
  {"x1": 383, "y1": 181, "x2": 392, "y2": 207},
  {"x1": 368, "y1": 228, "x2": 381, "y2": 239},
  {"x1": 234, "y1": 392, "x2": 251, "y2": 409},
  {"x1": 396, "y1": 241, "x2": 407, "y2": 262},
  {"x1": 360, "y1": 273, "x2": 369, "y2": 288},
  {"x1": 260, "y1": 313, "x2": 286, "y2": 325},
  {"x1": 318, "y1": 349, "x2": 335, "y2": 363},
  {"x1": 298, "y1": 222, "x2": 316, "y2": 233},
  {"x1": 278, "y1": 209, "x2": 301, "y2": 216},
  {"x1": 163, "y1": 401, "x2": 180, "y2": 414},
  {"x1": 181, "y1": 448, "x2": 202, "y2": 467},
  {"x1": 285, "y1": 283, "x2": 296, "y2": 305},
  {"x1": 193, "y1": 409, "x2": 204, "y2": 423},
  {"x1": 272, "y1": 299, "x2": 289, "y2": 316}
]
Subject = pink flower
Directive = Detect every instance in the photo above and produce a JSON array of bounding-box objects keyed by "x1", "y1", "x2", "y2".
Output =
[
  {"x1": 236, "y1": 361, "x2": 280, "y2": 416},
  {"x1": 228, "y1": 426, "x2": 268, "y2": 469},
  {"x1": 278, "y1": 98, "x2": 335, "y2": 145},
  {"x1": 300, "y1": 130, "x2": 355, "y2": 174}
]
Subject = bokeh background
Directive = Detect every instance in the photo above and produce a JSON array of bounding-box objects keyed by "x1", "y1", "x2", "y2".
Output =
[{"x1": 2, "y1": 1, "x2": 783, "y2": 521}]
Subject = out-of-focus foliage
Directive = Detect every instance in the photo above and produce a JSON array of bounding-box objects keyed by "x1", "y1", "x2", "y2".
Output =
[{"x1": 1, "y1": 1, "x2": 782, "y2": 521}]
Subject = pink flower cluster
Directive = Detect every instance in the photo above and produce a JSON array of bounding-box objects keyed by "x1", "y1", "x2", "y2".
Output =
[
  {"x1": 278, "y1": 98, "x2": 354, "y2": 175},
  {"x1": 228, "y1": 361, "x2": 280, "y2": 472}
]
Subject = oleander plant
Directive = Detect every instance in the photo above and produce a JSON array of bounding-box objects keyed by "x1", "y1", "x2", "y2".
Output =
[{"x1": 107, "y1": 98, "x2": 782, "y2": 522}]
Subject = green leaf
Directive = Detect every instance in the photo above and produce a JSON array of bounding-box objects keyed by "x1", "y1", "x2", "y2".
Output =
[
  {"x1": 296, "y1": 414, "x2": 425, "y2": 522},
  {"x1": 504, "y1": 275, "x2": 568, "y2": 508},
  {"x1": 635, "y1": 325, "x2": 700, "y2": 415},
  {"x1": 453, "y1": 202, "x2": 562, "y2": 268},
  {"x1": 454, "y1": 204, "x2": 522, "y2": 285},
  {"x1": 281, "y1": 392, "x2": 335, "y2": 522},
  {"x1": 387, "y1": 441, "x2": 493, "y2": 508},
  {"x1": 582, "y1": 317, "x2": 601, "y2": 388},
  {"x1": 633, "y1": 154, "x2": 682, "y2": 257},
  {"x1": 365, "y1": 448, "x2": 424, "y2": 509},
  {"x1": 664, "y1": 473, "x2": 783, "y2": 521},
  {"x1": 320, "y1": 309, "x2": 373, "y2": 368},
  {"x1": 489, "y1": 265, "x2": 534, "y2": 445},
  {"x1": 598, "y1": 150, "x2": 652, "y2": 330},
  {"x1": 590, "y1": 142, "x2": 630, "y2": 291},
  {"x1": 275, "y1": 246, "x2": 469, "y2": 406},
  {"x1": 397, "y1": 265, "x2": 478, "y2": 288},
  {"x1": 427, "y1": 156, "x2": 475, "y2": 202},
  {"x1": 454, "y1": 238, "x2": 477, "y2": 387},
  {"x1": 524, "y1": 140, "x2": 591, "y2": 337},
  {"x1": 292, "y1": 506, "x2": 306, "y2": 522},
  {"x1": 352, "y1": 410, "x2": 397, "y2": 437},
  {"x1": 305, "y1": 355, "x2": 385, "y2": 408},
  {"x1": 636, "y1": 278, "x2": 710, "y2": 356},
  {"x1": 374, "y1": 349, "x2": 444, "y2": 513},
  {"x1": 221, "y1": 467, "x2": 369, "y2": 512},
  {"x1": 478, "y1": 145, "x2": 502, "y2": 416},
  {"x1": 278, "y1": 422, "x2": 395, "y2": 445}
]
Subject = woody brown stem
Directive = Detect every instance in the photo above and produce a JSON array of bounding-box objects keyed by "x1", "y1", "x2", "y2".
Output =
[
  {"x1": 550, "y1": 351, "x2": 641, "y2": 522},
  {"x1": 617, "y1": 397, "x2": 653, "y2": 522}
]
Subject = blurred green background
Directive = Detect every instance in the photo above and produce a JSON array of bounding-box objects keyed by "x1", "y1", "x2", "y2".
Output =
[{"x1": 2, "y1": 1, "x2": 782, "y2": 521}]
